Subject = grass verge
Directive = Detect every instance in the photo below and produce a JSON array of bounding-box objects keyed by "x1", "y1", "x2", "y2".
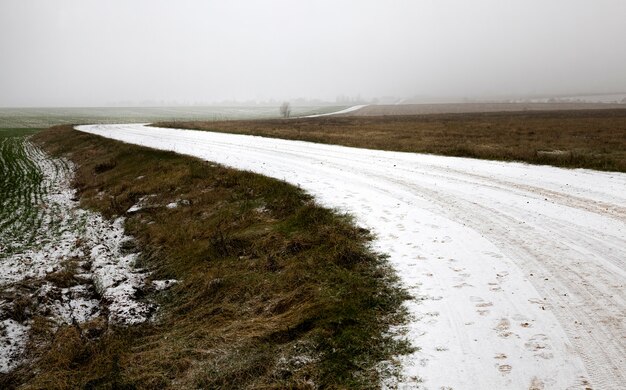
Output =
[
  {"x1": 1, "y1": 125, "x2": 410, "y2": 389},
  {"x1": 157, "y1": 109, "x2": 626, "y2": 172}
]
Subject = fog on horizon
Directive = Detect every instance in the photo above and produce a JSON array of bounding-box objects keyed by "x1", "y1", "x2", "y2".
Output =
[{"x1": 1, "y1": 0, "x2": 626, "y2": 107}]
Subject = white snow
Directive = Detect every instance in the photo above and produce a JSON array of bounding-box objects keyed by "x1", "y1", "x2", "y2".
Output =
[
  {"x1": 127, "y1": 204, "x2": 143, "y2": 213},
  {"x1": 76, "y1": 123, "x2": 626, "y2": 390},
  {"x1": 127, "y1": 194, "x2": 156, "y2": 213},
  {"x1": 87, "y1": 216, "x2": 152, "y2": 325},
  {"x1": 0, "y1": 319, "x2": 29, "y2": 373},
  {"x1": 46, "y1": 285, "x2": 101, "y2": 324},
  {"x1": 301, "y1": 104, "x2": 368, "y2": 118},
  {"x1": 152, "y1": 279, "x2": 178, "y2": 291}
]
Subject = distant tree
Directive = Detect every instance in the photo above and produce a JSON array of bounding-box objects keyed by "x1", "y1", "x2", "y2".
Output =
[{"x1": 280, "y1": 102, "x2": 291, "y2": 118}]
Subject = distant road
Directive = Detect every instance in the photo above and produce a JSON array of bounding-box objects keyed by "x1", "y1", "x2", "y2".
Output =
[
  {"x1": 343, "y1": 102, "x2": 626, "y2": 116},
  {"x1": 76, "y1": 123, "x2": 626, "y2": 390},
  {"x1": 301, "y1": 104, "x2": 369, "y2": 118}
]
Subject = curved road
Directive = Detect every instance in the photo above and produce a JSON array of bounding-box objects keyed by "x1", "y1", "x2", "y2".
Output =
[{"x1": 77, "y1": 124, "x2": 626, "y2": 390}]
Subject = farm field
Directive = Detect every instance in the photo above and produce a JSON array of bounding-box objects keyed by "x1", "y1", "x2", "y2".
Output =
[
  {"x1": 77, "y1": 122, "x2": 626, "y2": 389},
  {"x1": 344, "y1": 102, "x2": 626, "y2": 116},
  {"x1": 0, "y1": 128, "x2": 85, "y2": 372},
  {"x1": 0, "y1": 106, "x2": 347, "y2": 128},
  {"x1": 0, "y1": 128, "x2": 158, "y2": 375},
  {"x1": 160, "y1": 108, "x2": 626, "y2": 172},
  {"x1": 0, "y1": 128, "x2": 70, "y2": 258}
]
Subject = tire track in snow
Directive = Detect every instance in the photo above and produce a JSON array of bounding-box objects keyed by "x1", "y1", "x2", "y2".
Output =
[{"x1": 76, "y1": 124, "x2": 626, "y2": 390}]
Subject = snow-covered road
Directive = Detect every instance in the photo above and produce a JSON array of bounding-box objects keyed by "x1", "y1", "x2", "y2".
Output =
[{"x1": 76, "y1": 124, "x2": 626, "y2": 390}]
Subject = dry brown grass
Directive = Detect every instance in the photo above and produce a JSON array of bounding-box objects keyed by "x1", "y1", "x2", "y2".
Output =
[
  {"x1": 1, "y1": 126, "x2": 409, "y2": 389},
  {"x1": 345, "y1": 102, "x2": 626, "y2": 116},
  {"x1": 158, "y1": 109, "x2": 626, "y2": 172}
]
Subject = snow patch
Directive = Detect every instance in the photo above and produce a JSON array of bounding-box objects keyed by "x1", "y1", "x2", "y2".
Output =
[
  {"x1": 0, "y1": 320, "x2": 29, "y2": 373},
  {"x1": 87, "y1": 217, "x2": 152, "y2": 325},
  {"x1": 152, "y1": 279, "x2": 178, "y2": 291},
  {"x1": 42, "y1": 284, "x2": 101, "y2": 325},
  {"x1": 127, "y1": 204, "x2": 143, "y2": 213},
  {"x1": 126, "y1": 194, "x2": 156, "y2": 213},
  {"x1": 301, "y1": 104, "x2": 368, "y2": 118},
  {"x1": 165, "y1": 199, "x2": 190, "y2": 209}
]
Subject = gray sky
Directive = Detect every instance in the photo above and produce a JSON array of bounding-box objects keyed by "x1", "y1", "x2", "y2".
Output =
[{"x1": 1, "y1": 0, "x2": 626, "y2": 107}]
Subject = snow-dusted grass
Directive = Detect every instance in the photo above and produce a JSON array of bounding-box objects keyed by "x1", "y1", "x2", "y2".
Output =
[
  {"x1": 0, "y1": 130, "x2": 158, "y2": 374},
  {"x1": 0, "y1": 320, "x2": 28, "y2": 373}
]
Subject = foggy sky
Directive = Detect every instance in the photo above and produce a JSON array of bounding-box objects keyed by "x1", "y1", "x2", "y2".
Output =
[{"x1": 1, "y1": 0, "x2": 626, "y2": 107}]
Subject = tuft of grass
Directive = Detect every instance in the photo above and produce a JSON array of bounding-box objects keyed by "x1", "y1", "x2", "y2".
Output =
[
  {"x1": 2, "y1": 125, "x2": 410, "y2": 389},
  {"x1": 157, "y1": 108, "x2": 626, "y2": 172}
]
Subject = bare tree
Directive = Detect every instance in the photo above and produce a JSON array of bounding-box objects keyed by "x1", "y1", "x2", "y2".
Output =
[{"x1": 280, "y1": 101, "x2": 291, "y2": 118}]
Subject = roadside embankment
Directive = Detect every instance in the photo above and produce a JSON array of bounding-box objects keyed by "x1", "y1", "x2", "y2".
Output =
[{"x1": 0, "y1": 125, "x2": 408, "y2": 389}]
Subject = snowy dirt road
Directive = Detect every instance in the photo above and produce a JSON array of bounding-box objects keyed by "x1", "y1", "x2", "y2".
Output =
[{"x1": 76, "y1": 124, "x2": 626, "y2": 390}]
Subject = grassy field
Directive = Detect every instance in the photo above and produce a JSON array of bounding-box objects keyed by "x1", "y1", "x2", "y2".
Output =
[
  {"x1": 158, "y1": 109, "x2": 626, "y2": 172},
  {"x1": 1, "y1": 126, "x2": 409, "y2": 389},
  {"x1": 0, "y1": 128, "x2": 74, "y2": 257},
  {"x1": 0, "y1": 106, "x2": 347, "y2": 128},
  {"x1": 0, "y1": 129, "x2": 41, "y2": 256}
]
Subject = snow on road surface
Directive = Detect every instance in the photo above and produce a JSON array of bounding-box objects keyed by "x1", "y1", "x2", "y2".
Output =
[
  {"x1": 76, "y1": 124, "x2": 626, "y2": 390},
  {"x1": 302, "y1": 104, "x2": 368, "y2": 117}
]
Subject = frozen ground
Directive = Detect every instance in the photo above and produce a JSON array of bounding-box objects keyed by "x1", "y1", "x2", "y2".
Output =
[{"x1": 77, "y1": 124, "x2": 626, "y2": 390}]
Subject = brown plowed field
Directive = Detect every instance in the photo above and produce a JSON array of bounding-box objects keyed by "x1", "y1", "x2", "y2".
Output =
[{"x1": 344, "y1": 102, "x2": 626, "y2": 116}]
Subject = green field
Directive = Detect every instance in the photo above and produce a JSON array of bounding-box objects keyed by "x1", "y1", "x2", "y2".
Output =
[
  {"x1": 0, "y1": 106, "x2": 347, "y2": 128},
  {"x1": 0, "y1": 128, "x2": 74, "y2": 257}
]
